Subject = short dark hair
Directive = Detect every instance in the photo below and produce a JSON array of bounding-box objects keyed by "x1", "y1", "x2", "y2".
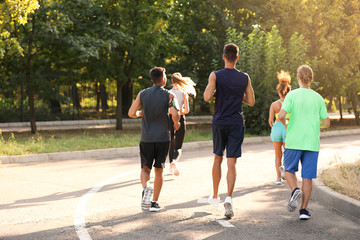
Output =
[
  {"x1": 223, "y1": 43, "x2": 239, "y2": 63},
  {"x1": 149, "y1": 67, "x2": 165, "y2": 84}
]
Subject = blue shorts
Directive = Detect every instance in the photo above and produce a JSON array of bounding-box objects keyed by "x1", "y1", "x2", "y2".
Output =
[
  {"x1": 270, "y1": 122, "x2": 286, "y2": 142},
  {"x1": 212, "y1": 123, "x2": 245, "y2": 158},
  {"x1": 284, "y1": 149, "x2": 319, "y2": 179}
]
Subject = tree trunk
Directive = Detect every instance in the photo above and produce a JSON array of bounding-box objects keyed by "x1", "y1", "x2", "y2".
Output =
[
  {"x1": 350, "y1": 92, "x2": 359, "y2": 125},
  {"x1": 72, "y1": 84, "x2": 81, "y2": 110},
  {"x1": 337, "y1": 96, "x2": 343, "y2": 121},
  {"x1": 27, "y1": 85, "x2": 37, "y2": 134},
  {"x1": 122, "y1": 79, "x2": 133, "y2": 117},
  {"x1": 116, "y1": 80, "x2": 125, "y2": 130},
  {"x1": 100, "y1": 83, "x2": 109, "y2": 110},
  {"x1": 49, "y1": 98, "x2": 61, "y2": 114},
  {"x1": 96, "y1": 83, "x2": 100, "y2": 111}
]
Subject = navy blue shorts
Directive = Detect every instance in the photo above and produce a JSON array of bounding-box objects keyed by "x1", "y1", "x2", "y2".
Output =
[
  {"x1": 212, "y1": 123, "x2": 245, "y2": 158},
  {"x1": 140, "y1": 142, "x2": 169, "y2": 169}
]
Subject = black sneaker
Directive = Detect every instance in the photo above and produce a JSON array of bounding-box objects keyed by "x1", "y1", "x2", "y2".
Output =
[
  {"x1": 299, "y1": 208, "x2": 311, "y2": 220},
  {"x1": 288, "y1": 188, "x2": 302, "y2": 212},
  {"x1": 150, "y1": 201, "x2": 161, "y2": 212},
  {"x1": 141, "y1": 186, "x2": 153, "y2": 212}
]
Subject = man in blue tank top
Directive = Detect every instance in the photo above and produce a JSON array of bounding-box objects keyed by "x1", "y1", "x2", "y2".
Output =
[
  {"x1": 204, "y1": 43, "x2": 255, "y2": 218},
  {"x1": 128, "y1": 67, "x2": 180, "y2": 212}
]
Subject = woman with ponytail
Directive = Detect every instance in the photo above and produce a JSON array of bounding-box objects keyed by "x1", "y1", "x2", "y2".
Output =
[
  {"x1": 268, "y1": 70, "x2": 292, "y2": 185},
  {"x1": 168, "y1": 72, "x2": 196, "y2": 176}
]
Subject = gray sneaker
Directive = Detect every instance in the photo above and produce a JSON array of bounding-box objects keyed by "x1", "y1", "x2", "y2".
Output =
[
  {"x1": 141, "y1": 186, "x2": 153, "y2": 212},
  {"x1": 288, "y1": 188, "x2": 302, "y2": 212},
  {"x1": 224, "y1": 196, "x2": 234, "y2": 218},
  {"x1": 279, "y1": 166, "x2": 286, "y2": 180}
]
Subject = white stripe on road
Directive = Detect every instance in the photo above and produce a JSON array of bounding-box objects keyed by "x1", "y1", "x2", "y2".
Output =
[
  {"x1": 74, "y1": 169, "x2": 138, "y2": 240},
  {"x1": 216, "y1": 219, "x2": 235, "y2": 228}
]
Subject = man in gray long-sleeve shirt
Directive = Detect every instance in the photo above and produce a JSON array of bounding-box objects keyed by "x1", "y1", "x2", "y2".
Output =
[{"x1": 128, "y1": 67, "x2": 180, "y2": 212}]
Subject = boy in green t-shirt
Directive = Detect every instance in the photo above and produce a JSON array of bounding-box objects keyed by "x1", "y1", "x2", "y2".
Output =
[{"x1": 278, "y1": 65, "x2": 330, "y2": 220}]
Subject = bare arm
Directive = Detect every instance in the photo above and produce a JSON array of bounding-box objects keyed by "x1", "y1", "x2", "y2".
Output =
[
  {"x1": 169, "y1": 93, "x2": 181, "y2": 130},
  {"x1": 243, "y1": 76, "x2": 255, "y2": 107},
  {"x1": 203, "y1": 72, "x2": 216, "y2": 102},
  {"x1": 322, "y1": 118, "x2": 330, "y2": 128},
  {"x1": 268, "y1": 103, "x2": 275, "y2": 127},
  {"x1": 182, "y1": 92, "x2": 189, "y2": 115},
  {"x1": 278, "y1": 109, "x2": 287, "y2": 126},
  {"x1": 128, "y1": 92, "x2": 142, "y2": 118}
]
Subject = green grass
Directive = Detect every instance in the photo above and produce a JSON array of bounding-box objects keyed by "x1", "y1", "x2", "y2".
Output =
[
  {"x1": 0, "y1": 124, "x2": 357, "y2": 156},
  {"x1": 0, "y1": 124, "x2": 219, "y2": 156}
]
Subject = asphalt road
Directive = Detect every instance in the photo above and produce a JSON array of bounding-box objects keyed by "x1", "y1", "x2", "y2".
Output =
[{"x1": 0, "y1": 135, "x2": 359, "y2": 240}]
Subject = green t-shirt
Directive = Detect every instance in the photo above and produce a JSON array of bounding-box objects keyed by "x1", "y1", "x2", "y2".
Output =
[{"x1": 281, "y1": 88, "x2": 329, "y2": 151}]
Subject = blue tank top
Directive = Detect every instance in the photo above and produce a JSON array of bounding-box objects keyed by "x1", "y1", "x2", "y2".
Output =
[{"x1": 213, "y1": 68, "x2": 249, "y2": 125}]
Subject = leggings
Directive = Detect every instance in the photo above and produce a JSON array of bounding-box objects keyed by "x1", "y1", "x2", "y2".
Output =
[{"x1": 169, "y1": 115, "x2": 186, "y2": 163}]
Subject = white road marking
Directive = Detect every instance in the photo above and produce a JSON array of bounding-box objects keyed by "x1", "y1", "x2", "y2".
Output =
[
  {"x1": 216, "y1": 219, "x2": 235, "y2": 228},
  {"x1": 74, "y1": 169, "x2": 138, "y2": 240}
]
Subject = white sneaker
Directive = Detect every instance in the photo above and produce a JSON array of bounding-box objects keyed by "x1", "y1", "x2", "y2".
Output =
[
  {"x1": 208, "y1": 194, "x2": 220, "y2": 207},
  {"x1": 279, "y1": 166, "x2": 285, "y2": 180},
  {"x1": 170, "y1": 162, "x2": 180, "y2": 176},
  {"x1": 224, "y1": 196, "x2": 234, "y2": 218},
  {"x1": 141, "y1": 186, "x2": 153, "y2": 212},
  {"x1": 274, "y1": 178, "x2": 282, "y2": 185}
]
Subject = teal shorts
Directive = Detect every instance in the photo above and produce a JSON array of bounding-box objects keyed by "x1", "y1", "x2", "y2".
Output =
[{"x1": 270, "y1": 122, "x2": 286, "y2": 142}]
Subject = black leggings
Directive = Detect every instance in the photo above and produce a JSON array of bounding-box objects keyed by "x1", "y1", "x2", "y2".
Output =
[{"x1": 169, "y1": 115, "x2": 186, "y2": 163}]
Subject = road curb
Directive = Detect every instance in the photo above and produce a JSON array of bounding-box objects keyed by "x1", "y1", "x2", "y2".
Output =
[{"x1": 312, "y1": 178, "x2": 360, "y2": 223}]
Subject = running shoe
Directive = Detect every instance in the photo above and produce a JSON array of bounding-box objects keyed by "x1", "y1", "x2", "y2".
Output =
[
  {"x1": 299, "y1": 208, "x2": 311, "y2": 220},
  {"x1": 274, "y1": 178, "x2": 282, "y2": 185},
  {"x1": 288, "y1": 188, "x2": 302, "y2": 212},
  {"x1": 224, "y1": 196, "x2": 234, "y2": 218},
  {"x1": 208, "y1": 194, "x2": 220, "y2": 207},
  {"x1": 150, "y1": 201, "x2": 161, "y2": 212},
  {"x1": 141, "y1": 186, "x2": 153, "y2": 212},
  {"x1": 170, "y1": 161, "x2": 180, "y2": 176},
  {"x1": 279, "y1": 166, "x2": 286, "y2": 180}
]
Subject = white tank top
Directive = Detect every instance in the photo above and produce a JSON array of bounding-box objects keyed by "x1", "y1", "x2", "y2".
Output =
[{"x1": 169, "y1": 89, "x2": 184, "y2": 109}]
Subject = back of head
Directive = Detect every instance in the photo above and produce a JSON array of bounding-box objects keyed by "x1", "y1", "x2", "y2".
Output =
[
  {"x1": 223, "y1": 43, "x2": 239, "y2": 63},
  {"x1": 149, "y1": 67, "x2": 165, "y2": 84},
  {"x1": 297, "y1": 65, "x2": 313, "y2": 85},
  {"x1": 276, "y1": 70, "x2": 291, "y2": 97},
  {"x1": 171, "y1": 72, "x2": 196, "y2": 96}
]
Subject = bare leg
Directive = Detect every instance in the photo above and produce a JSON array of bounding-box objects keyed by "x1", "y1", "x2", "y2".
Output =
[
  {"x1": 285, "y1": 171, "x2": 298, "y2": 191},
  {"x1": 300, "y1": 178, "x2": 312, "y2": 209},
  {"x1": 153, "y1": 167, "x2": 163, "y2": 201},
  {"x1": 273, "y1": 142, "x2": 283, "y2": 178},
  {"x1": 212, "y1": 155, "x2": 223, "y2": 198},
  {"x1": 226, "y1": 157, "x2": 237, "y2": 197},
  {"x1": 141, "y1": 166, "x2": 151, "y2": 188}
]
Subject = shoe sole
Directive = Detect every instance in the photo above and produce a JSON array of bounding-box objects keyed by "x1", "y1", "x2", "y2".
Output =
[
  {"x1": 299, "y1": 214, "x2": 311, "y2": 220},
  {"x1": 274, "y1": 181, "x2": 282, "y2": 185},
  {"x1": 224, "y1": 202, "x2": 234, "y2": 218},
  {"x1": 171, "y1": 163, "x2": 180, "y2": 176},
  {"x1": 288, "y1": 190, "x2": 302, "y2": 212},
  {"x1": 141, "y1": 187, "x2": 153, "y2": 212},
  {"x1": 150, "y1": 207, "x2": 161, "y2": 212}
]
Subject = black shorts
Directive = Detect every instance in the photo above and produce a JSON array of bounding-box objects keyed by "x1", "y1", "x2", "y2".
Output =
[
  {"x1": 212, "y1": 123, "x2": 245, "y2": 158},
  {"x1": 140, "y1": 142, "x2": 169, "y2": 169}
]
